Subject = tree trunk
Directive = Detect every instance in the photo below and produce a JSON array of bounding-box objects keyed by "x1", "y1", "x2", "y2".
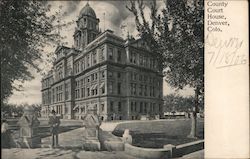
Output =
[
  {"x1": 188, "y1": 110, "x2": 197, "y2": 138},
  {"x1": 188, "y1": 88, "x2": 199, "y2": 138}
]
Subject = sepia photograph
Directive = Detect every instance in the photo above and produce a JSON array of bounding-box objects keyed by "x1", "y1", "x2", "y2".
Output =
[{"x1": 1, "y1": 0, "x2": 205, "y2": 158}]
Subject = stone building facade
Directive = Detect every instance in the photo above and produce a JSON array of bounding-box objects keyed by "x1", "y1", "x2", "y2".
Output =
[{"x1": 41, "y1": 3, "x2": 163, "y2": 121}]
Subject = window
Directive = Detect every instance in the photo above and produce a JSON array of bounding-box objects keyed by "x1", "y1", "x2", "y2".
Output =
[
  {"x1": 108, "y1": 71, "x2": 113, "y2": 78},
  {"x1": 65, "y1": 83, "x2": 69, "y2": 100},
  {"x1": 110, "y1": 101, "x2": 114, "y2": 111},
  {"x1": 139, "y1": 55, "x2": 143, "y2": 65},
  {"x1": 153, "y1": 86, "x2": 155, "y2": 97},
  {"x1": 130, "y1": 83, "x2": 133, "y2": 95},
  {"x1": 150, "y1": 58, "x2": 153, "y2": 68},
  {"x1": 108, "y1": 48, "x2": 113, "y2": 60},
  {"x1": 159, "y1": 104, "x2": 162, "y2": 112},
  {"x1": 144, "y1": 103, "x2": 147, "y2": 113},
  {"x1": 149, "y1": 77, "x2": 152, "y2": 83},
  {"x1": 139, "y1": 74, "x2": 142, "y2": 81},
  {"x1": 118, "y1": 102, "x2": 121, "y2": 112},
  {"x1": 108, "y1": 83, "x2": 113, "y2": 94},
  {"x1": 117, "y1": 50, "x2": 121, "y2": 61},
  {"x1": 144, "y1": 75, "x2": 148, "y2": 82},
  {"x1": 101, "y1": 48, "x2": 105, "y2": 61},
  {"x1": 134, "y1": 84, "x2": 137, "y2": 95},
  {"x1": 130, "y1": 83, "x2": 136, "y2": 95},
  {"x1": 133, "y1": 73, "x2": 137, "y2": 80},
  {"x1": 130, "y1": 72, "x2": 133, "y2": 80},
  {"x1": 143, "y1": 56, "x2": 146, "y2": 66},
  {"x1": 102, "y1": 85, "x2": 105, "y2": 94},
  {"x1": 52, "y1": 89, "x2": 55, "y2": 103},
  {"x1": 95, "y1": 88, "x2": 98, "y2": 95},
  {"x1": 81, "y1": 79, "x2": 84, "y2": 87},
  {"x1": 87, "y1": 88, "x2": 90, "y2": 96},
  {"x1": 117, "y1": 82, "x2": 121, "y2": 94},
  {"x1": 140, "y1": 102, "x2": 143, "y2": 113},
  {"x1": 95, "y1": 73, "x2": 98, "y2": 80},
  {"x1": 139, "y1": 85, "x2": 142, "y2": 96},
  {"x1": 130, "y1": 52, "x2": 136, "y2": 63},
  {"x1": 134, "y1": 102, "x2": 137, "y2": 112},
  {"x1": 87, "y1": 55, "x2": 90, "y2": 67},
  {"x1": 77, "y1": 89, "x2": 80, "y2": 99},
  {"x1": 101, "y1": 71, "x2": 105, "y2": 78},
  {"x1": 75, "y1": 90, "x2": 78, "y2": 99},
  {"x1": 81, "y1": 88, "x2": 85, "y2": 98},
  {"x1": 133, "y1": 53, "x2": 136, "y2": 64},
  {"x1": 130, "y1": 53, "x2": 133, "y2": 63},
  {"x1": 145, "y1": 56, "x2": 149, "y2": 66},
  {"x1": 149, "y1": 86, "x2": 152, "y2": 96},
  {"x1": 93, "y1": 51, "x2": 97, "y2": 64},
  {"x1": 81, "y1": 106, "x2": 85, "y2": 114},
  {"x1": 117, "y1": 72, "x2": 121, "y2": 78},
  {"x1": 101, "y1": 104, "x2": 105, "y2": 112},
  {"x1": 144, "y1": 85, "x2": 147, "y2": 96},
  {"x1": 131, "y1": 102, "x2": 134, "y2": 112}
]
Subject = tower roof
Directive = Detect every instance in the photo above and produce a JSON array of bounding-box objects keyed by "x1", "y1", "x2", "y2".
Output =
[{"x1": 79, "y1": 3, "x2": 96, "y2": 18}]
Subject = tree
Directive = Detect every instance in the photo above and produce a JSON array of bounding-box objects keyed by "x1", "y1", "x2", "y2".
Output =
[
  {"x1": 0, "y1": 1, "x2": 63, "y2": 104},
  {"x1": 127, "y1": 0, "x2": 204, "y2": 138},
  {"x1": 163, "y1": 94, "x2": 197, "y2": 112}
]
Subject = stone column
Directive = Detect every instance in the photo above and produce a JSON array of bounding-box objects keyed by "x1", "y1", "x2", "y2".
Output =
[
  {"x1": 17, "y1": 106, "x2": 41, "y2": 148},
  {"x1": 82, "y1": 104, "x2": 101, "y2": 151}
]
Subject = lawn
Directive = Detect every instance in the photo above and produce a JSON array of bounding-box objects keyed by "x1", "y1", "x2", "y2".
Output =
[
  {"x1": 6, "y1": 118, "x2": 83, "y2": 139},
  {"x1": 112, "y1": 119, "x2": 204, "y2": 148}
]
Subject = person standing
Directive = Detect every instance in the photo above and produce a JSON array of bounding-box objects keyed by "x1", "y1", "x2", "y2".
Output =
[
  {"x1": 1, "y1": 119, "x2": 11, "y2": 148},
  {"x1": 48, "y1": 110, "x2": 60, "y2": 148}
]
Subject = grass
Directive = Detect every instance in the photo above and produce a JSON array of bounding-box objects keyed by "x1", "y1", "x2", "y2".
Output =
[
  {"x1": 7, "y1": 118, "x2": 83, "y2": 139},
  {"x1": 112, "y1": 119, "x2": 204, "y2": 148}
]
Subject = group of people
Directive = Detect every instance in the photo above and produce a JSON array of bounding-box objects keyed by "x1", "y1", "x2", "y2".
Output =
[{"x1": 1, "y1": 110, "x2": 60, "y2": 149}]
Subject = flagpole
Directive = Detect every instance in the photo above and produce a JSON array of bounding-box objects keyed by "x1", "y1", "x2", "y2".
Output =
[{"x1": 103, "y1": 12, "x2": 106, "y2": 31}]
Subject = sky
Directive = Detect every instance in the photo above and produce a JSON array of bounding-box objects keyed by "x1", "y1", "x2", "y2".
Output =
[{"x1": 7, "y1": 1, "x2": 194, "y2": 105}]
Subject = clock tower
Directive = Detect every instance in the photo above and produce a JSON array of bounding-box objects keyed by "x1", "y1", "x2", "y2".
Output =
[{"x1": 73, "y1": 3, "x2": 100, "y2": 50}]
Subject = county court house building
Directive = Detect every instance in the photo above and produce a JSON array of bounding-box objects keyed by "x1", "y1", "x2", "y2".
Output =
[{"x1": 41, "y1": 3, "x2": 163, "y2": 121}]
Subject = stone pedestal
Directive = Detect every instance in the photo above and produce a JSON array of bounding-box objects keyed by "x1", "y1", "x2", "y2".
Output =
[
  {"x1": 82, "y1": 104, "x2": 101, "y2": 151},
  {"x1": 82, "y1": 140, "x2": 101, "y2": 151},
  {"x1": 18, "y1": 106, "x2": 41, "y2": 148}
]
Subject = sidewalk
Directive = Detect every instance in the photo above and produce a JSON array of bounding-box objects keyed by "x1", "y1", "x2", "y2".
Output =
[
  {"x1": 2, "y1": 148, "x2": 204, "y2": 159},
  {"x1": 41, "y1": 127, "x2": 85, "y2": 148},
  {"x1": 1, "y1": 148, "x2": 138, "y2": 159},
  {"x1": 41, "y1": 122, "x2": 122, "y2": 148}
]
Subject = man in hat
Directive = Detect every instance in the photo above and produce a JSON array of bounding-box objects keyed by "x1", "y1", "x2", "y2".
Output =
[{"x1": 48, "y1": 110, "x2": 60, "y2": 148}]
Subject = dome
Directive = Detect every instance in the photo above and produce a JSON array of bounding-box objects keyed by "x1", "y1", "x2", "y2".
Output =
[{"x1": 79, "y1": 3, "x2": 96, "y2": 18}]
